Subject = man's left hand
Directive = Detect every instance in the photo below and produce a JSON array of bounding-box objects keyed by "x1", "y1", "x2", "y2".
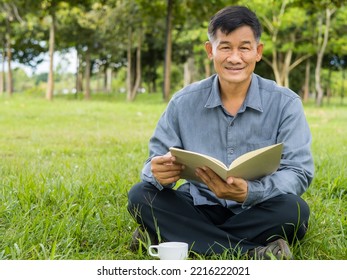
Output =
[{"x1": 196, "y1": 166, "x2": 248, "y2": 203}]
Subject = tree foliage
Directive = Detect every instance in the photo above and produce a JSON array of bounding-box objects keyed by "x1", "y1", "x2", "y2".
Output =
[{"x1": 1, "y1": 0, "x2": 346, "y2": 104}]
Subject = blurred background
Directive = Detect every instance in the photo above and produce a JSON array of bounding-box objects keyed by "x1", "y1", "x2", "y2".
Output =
[{"x1": 0, "y1": 0, "x2": 346, "y2": 105}]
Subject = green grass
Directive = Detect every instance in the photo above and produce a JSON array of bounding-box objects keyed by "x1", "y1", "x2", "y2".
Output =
[
  {"x1": 0, "y1": 93, "x2": 346, "y2": 260},
  {"x1": 300, "y1": 104, "x2": 347, "y2": 259}
]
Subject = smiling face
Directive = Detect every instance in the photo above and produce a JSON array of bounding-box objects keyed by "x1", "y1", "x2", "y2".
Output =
[{"x1": 205, "y1": 25, "x2": 263, "y2": 90}]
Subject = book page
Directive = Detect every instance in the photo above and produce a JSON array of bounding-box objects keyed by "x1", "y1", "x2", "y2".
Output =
[
  {"x1": 169, "y1": 148, "x2": 228, "y2": 182},
  {"x1": 227, "y1": 143, "x2": 283, "y2": 180},
  {"x1": 170, "y1": 143, "x2": 283, "y2": 182}
]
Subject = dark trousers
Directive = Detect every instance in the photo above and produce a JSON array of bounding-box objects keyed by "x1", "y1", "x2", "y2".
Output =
[{"x1": 127, "y1": 181, "x2": 310, "y2": 255}]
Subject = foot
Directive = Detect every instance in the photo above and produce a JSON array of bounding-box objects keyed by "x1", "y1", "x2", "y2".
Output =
[
  {"x1": 248, "y1": 239, "x2": 294, "y2": 260},
  {"x1": 128, "y1": 227, "x2": 157, "y2": 252}
]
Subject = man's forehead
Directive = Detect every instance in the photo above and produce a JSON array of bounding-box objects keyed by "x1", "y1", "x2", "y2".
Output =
[{"x1": 214, "y1": 28, "x2": 256, "y2": 43}]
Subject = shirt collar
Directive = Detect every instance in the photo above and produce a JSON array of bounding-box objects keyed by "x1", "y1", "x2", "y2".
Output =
[
  {"x1": 204, "y1": 75, "x2": 222, "y2": 109},
  {"x1": 205, "y1": 73, "x2": 263, "y2": 113},
  {"x1": 242, "y1": 74, "x2": 264, "y2": 113}
]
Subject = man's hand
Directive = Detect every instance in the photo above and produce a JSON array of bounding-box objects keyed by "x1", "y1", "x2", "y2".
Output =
[
  {"x1": 151, "y1": 152, "x2": 184, "y2": 185},
  {"x1": 196, "y1": 166, "x2": 248, "y2": 203}
]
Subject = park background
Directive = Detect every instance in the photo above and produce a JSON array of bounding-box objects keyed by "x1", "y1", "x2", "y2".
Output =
[{"x1": 0, "y1": 0, "x2": 346, "y2": 260}]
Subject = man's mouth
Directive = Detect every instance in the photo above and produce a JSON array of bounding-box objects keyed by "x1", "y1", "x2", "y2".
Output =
[{"x1": 225, "y1": 65, "x2": 245, "y2": 71}]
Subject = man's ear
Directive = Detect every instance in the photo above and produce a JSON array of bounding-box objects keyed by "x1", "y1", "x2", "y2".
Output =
[
  {"x1": 205, "y1": 41, "x2": 213, "y2": 60},
  {"x1": 256, "y1": 43, "x2": 264, "y2": 62}
]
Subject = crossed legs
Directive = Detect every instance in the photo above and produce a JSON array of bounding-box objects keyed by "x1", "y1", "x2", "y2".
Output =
[{"x1": 127, "y1": 182, "x2": 309, "y2": 255}]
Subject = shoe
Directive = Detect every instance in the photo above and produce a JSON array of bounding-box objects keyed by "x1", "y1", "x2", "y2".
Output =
[
  {"x1": 129, "y1": 227, "x2": 157, "y2": 252},
  {"x1": 248, "y1": 238, "x2": 294, "y2": 260}
]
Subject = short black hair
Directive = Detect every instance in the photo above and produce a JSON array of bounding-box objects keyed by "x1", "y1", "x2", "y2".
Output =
[{"x1": 207, "y1": 6, "x2": 262, "y2": 42}]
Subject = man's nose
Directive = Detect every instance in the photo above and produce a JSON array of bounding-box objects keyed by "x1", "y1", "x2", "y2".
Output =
[{"x1": 226, "y1": 51, "x2": 242, "y2": 63}]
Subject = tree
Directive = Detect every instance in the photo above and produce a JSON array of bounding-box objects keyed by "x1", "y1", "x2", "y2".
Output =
[
  {"x1": 0, "y1": 0, "x2": 47, "y2": 96},
  {"x1": 36, "y1": 0, "x2": 91, "y2": 100},
  {"x1": 103, "y1": 0, "x2": 166, "y2": 101},
  {"x1": 0, "y1": 51, "x2": 4, "y2": 95},
  {"x1": 128, "y1": 27, "x2": 142, "y2": 101},
  {"x1": 246, "y1": 0, "x2": 313, "y2": 87},
  {"x1": 162, "y1": 0, "x2": 228, "y2": 99},
  {"x1": 0, "y1": 1, "x2": 24, "y2": 96},
  {"x1": 99, "y1": 0, "x2": 141, "y2": 101},
  {"x1": 328, "y1": 6, "x2": 347, "y2": 103},
  {"x1": 295, "y1": 0, "x2": 343, "y2": 106},
  {"x1": 54, "y1": 1, "x2": 92, "y2": 97},
  {"x1": 73, "y1": 1, "x2": 106, "y2": 99},
  {"x1": 0, "y1": 9, "x2": 5, "y2": 95},
  {"x1": 46, "y1": 6, "x2": 56, "y2": 100},
  {"x1": 162, "y1": 0, "x2": 173, "y2": 101},
  {"x1": 315, "y1": 7, "x2": 336, "y2": 106},
  {"x1": 171, "y1": 0, "x2": 230, "y2": 86},
  {"x1": 127, "y1": 0, "x2": 163, "y2": 101},
  {"x1": 3, "y1": 0, "x2": 345, "y2": 105}
]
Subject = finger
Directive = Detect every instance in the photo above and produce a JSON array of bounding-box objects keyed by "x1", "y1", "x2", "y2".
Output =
[
  {"x1": 152, "y1": 154, "x2": 174, "y2": 165},
  {"x1": 157, "y1": 176, "x2": 181, "y2": 185},
  {"x1": 226, "y1": 177, "x2": 234, "y2": 185},
  {"x1": 151, "y1": 156, "x2": 184, "y2": 185},
  {"x1": 152, "y1": 162, "x2": 184, "y2": 175},
  {"x1": 196, "y1": 167, "x2": 217, "y2": 185},
  {"x1": 154, "y1": 170, "x2": 182, "y2": 185},
  {"x1": 196, "y1": 167, "x2": 229, "y2": 197},
  {"x1": 202, "y1": 167, "x2": 221, "y2": 182},
  {"x1": 156, "y1": 168, "x2": 182, "y2": 178}
]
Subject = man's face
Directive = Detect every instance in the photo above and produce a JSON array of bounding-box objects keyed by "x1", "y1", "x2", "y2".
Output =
[{"x1": 205, "y1": 26, "x2": 263, "y2": 87}]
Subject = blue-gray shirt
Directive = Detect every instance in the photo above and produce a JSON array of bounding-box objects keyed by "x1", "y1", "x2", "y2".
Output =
[{"x1": 141, "y1": 73, "x2": 314, "y2": 213}]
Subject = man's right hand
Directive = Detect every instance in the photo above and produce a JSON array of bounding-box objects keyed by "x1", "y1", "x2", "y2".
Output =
[{"x1": 150, "y1": 152, "x2": 184, "y2": 185}]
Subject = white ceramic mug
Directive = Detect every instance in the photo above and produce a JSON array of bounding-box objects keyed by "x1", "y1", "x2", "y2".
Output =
[{"x1": 148, "y1": 242, "x2": 188, "y2": 260}]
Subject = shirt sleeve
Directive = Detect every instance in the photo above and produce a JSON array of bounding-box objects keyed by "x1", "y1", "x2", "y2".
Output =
[
  {"x1": 140, "y1": 101, "x2": 181, "y2": 190},
  {"x1": 242, "y1": 97, "x2": 314, "y2": 208}
]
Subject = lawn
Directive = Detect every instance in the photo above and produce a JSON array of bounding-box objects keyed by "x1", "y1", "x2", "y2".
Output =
[{"x1": 0, "y1": 93, "x2": 346, "y2": 260}]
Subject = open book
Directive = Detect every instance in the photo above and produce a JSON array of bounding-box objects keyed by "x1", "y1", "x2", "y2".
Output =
[{"x1": 169, "y1": 143, "x2": 283, "y2": 183}]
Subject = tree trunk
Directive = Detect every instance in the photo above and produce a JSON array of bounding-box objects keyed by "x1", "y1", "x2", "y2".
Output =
[
  {"x1": 1, "y1": 49, "x2": 5, "y2": 95},
  {"x1": 96, "y1": 72, "x2": 101, "y2": 92},
  {"x1": 204, "y1": 58, "x2": 211, "y2": 78},
  {"x1": 126, "y1": 26, "x2": 132, "y2": 100},
  {"x1": 126, "y1": 26, "x2": 142, "y2": 102},
  {"x1": 282, "y1": 35, "x2": 294, "y2": 88},
  {"x1": 184, "y1": 56, "x2": 194, "y2": 87},
  {"x1": 5, "y1": 18, "x2": 13, "y2": 96},
  {"x1": 262, "y1": 44, "x2": 311, "y2": 88},
  {"x1": 271, "y1": 51, "x2": 282, "y2": 86},
  {"x1": 340, "y1": 68, "x2": 345, "y2": 105},
  {"x1": 6, "y1": 42, "x2": 12, "y2": 95},
  {"x1": 77, "y1": 72, "x2": 83, "y2": 93},
  {"x1": 163, "y1": 0, "x2": 173, "y2": 102},
  {"x1": 129, "y1": 30, "x2": 142, "y2": 101},
  {"x1": 84, "y1": 49, "x2": 91, "y2": 99},
  {"x1": 303, "y1": 59, "x2": 310, "y2": 102},
  {"x1": 46, "y1": 12, "x2": 56, "y2": 100},
  {"x1": 106, "y1": 67, "x2": 112, "y2": 93},
  {"x1": 315, "y1": 8, "x2": 334, "y2": 106},
  {"x1": 76, "y1": 50, "x2": 83, "y2": 94}
]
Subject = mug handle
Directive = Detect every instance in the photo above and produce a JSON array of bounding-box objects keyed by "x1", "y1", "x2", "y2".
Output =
[{"x1": 148, "y1": 245, "x2": 159, "y2": 257}]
